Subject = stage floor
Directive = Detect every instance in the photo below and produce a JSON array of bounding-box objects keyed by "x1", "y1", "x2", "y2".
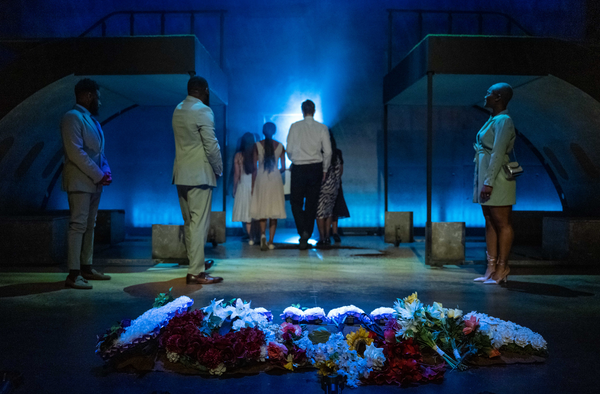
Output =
[{"x1": 1, "y1": 231, "x2": 599, "y2": 393}]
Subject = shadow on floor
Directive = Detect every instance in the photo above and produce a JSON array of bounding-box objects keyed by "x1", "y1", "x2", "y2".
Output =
[
  {"x1": 0, "y1": 281, "x2": 65, "y2": 298},
  {"x1": 503, "y1": 280, "x2": 595, "y2": 297},
  {"x1": 123, "y1": 278, "x2": 204, "y2": 300}
]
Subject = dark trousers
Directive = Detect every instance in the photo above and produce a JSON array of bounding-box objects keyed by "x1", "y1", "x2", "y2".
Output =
[{"x1": 290, "y1": 163, "x2": 322, "y2": 238}]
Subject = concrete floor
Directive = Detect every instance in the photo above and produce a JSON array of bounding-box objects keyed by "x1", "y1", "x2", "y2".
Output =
[{"x1": 1, "y1": 231, "x2": 599, "y2": 394}]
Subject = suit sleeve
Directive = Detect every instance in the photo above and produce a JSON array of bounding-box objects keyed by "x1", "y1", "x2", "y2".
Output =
[
  {"x1": 484, "y1": 116, "x2": 515, "y2": 187},
  {"x1": 321, "y1": 127, "x2": 332, "y2": 172},
  {"x1": 61, "y1": 112, "x2": 105, "y2": 183},
  {"x1": 197, "y1": 107, "x2": 223, "y2": 176}
]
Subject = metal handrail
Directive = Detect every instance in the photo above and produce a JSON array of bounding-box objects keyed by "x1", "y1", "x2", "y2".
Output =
[
  {"x1": 387, "y1": 9, "x2": 533, "y2": 72},
  {"x1": 79, "y1": 10, "x2": 227, "y2": 67}
]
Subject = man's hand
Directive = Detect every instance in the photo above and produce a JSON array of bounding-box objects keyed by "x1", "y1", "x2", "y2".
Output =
[
  {"x1": 99, "y1": 171, "x2": 112, "y2": 186},
  {"x1": 480, "y1": 185, "x2": 493, "y2": 202},
  {"x1": 322, "y1": 172, "x2": 327, "y2": 183}
]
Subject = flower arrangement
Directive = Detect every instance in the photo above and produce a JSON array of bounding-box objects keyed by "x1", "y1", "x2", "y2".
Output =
[
  {"x1": 96, "y1": 295, "x2": 193, "y2": 361},
  {"x1": 96, "y1": 292, "x2": 548, "y2": 388}
]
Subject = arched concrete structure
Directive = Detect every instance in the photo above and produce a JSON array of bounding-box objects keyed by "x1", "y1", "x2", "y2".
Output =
[
  {"x1": 0, "y1": 36, "x2": 227, "y2": 214},
  {"x1": 383, "y1": 35, "x2": 600, "y2": 216}
]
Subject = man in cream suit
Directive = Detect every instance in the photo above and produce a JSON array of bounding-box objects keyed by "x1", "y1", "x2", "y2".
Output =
[
  {"x1": 172, "y1": 76, "x2": 224, "y2": 285},
  {"x1": 61, "y1": 78, "x2": 112, "y2": 290}
]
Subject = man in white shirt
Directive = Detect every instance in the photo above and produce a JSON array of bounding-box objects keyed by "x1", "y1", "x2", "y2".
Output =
[
  {"x1": 172, "y1": 76, "x2": 223, "y2": 284},
  {"x1": 61, "y1": 78, "x2": 112, "y2": 290},
  {"x1": 286, "y1": 100, "x2": 332, "y2": 250}
]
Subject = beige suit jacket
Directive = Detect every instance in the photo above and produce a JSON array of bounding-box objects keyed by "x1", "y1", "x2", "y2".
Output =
[
  {"x1": 61, "y1": 105, "x2": 110, "y2": 193},
  {"x1": 172, "y1": 96, "x2": 223, "y2": 186}
]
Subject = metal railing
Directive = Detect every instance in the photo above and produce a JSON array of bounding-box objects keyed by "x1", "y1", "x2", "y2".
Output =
[
  {"x1": 387, "y1": 9, "x2": 532, "y2": 71},
  {"x1": 79, "y1": 10, "x2": 227, "y2": 67}
]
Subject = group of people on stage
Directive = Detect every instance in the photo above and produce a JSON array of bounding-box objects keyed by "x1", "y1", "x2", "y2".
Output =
[
  {"x1": 231, "y1": 99, "x2": 350, "y2": 251},
  {"x1": 60, "y1": 74, "x2": 516, "y2": 290}
]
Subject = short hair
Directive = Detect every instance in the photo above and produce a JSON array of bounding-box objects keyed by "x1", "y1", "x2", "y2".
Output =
[
  {"x1": 301, "y1": 100, "x2": 315, "y2": 115},
  {"x1": 74, "y1": 78, "x2": 99, "y2": 96},
  {"x1": 188, "y1": 76, "x2": 209, "y2": 94}
]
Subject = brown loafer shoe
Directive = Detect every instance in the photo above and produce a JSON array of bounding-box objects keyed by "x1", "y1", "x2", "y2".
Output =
[
  {"x1": 186, "y1": 272, "x2": 223, "y2": 285},
  {"x1": 205, "y1": 260, "x2": 214, "y2": 271}
]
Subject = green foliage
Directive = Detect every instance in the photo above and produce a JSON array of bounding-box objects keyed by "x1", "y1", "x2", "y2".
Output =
[
  {"x1": 153, "y1": 287, "x2": 174, "y2": 308},
  {"x1": 309, "y1": 327, "x2": 332, "y2": 344}
]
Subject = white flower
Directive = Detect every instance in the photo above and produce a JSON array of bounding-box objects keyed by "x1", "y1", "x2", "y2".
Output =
[
  {"x1": 427, "y1": 302, "x2": 445, "y2": 320},
  {"x1": 364, "y1": 343, "x2": 385, "y2": 370},
  {"x1": 529, "y1": 333, "x2": 547, "y2": 350},
  {"x1": 446, "y1": 308, "x2": 463, "y2": 319},
  {"x1": 232, "y1": 319, "x2": 246, "y2": 331},
  {"x1": 514, "y1": 328, "x2": 531, "y2": 347},
  {"x1": 116, "y1": 296, "x2": 193, "y2": 345},
  {"x1": 209, "y1": 363, "x2": 226, "y2": 376},
  {"x1": 202, "y1": 298, "x2": 224, "y2": 318},
  {"x1": 166, "y1": 351, "x2": 180, "y2": 363}
]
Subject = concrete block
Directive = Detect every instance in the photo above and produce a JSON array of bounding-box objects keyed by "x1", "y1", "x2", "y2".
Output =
[
  {"x1": 152, "y1": 211, "x2": 226, "y2": 260},
  {"x1": 95, "y1": 209, "x2": 125, "y2": 245},
  {"x1": 431, "y1": 222, "x2": 465, "y2": 263},
  {"x1": 543, "y1": 217, "x2": 600, "y2": 263},
  {"x1": 0, "y1": 216, "x2": 69, "y2": 265},
  {"x1": 512, "y1": 211, "x2": 564, "y2": 246},
  {"x1": 384, "y1": 212, "x2": 414, "y2": 245}
]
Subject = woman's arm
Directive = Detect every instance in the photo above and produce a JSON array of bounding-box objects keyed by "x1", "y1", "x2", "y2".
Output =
[
  {"x1": 252, "y1": 145, "x2": 258, "y2": 193},
  {"x1": 233, "y1": 153, "x2": 241, "y2": 196},
  {"x1": 484, "y1": 116, "x2": 515, "y2": 188}
]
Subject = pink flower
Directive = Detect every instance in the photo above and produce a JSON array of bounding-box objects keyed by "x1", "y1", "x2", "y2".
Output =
[
  {"x1": 384, "y1": 329, "x2": 397, "y2": 344},
  {"x1": 463, "y1": 316, "x2": 479, "y2": 335},
  {"x1": 281, "y1": 323, "x2": 302, "y2": 336},
  {"x1": 268, "y1": 342, "x2": 288, "y2": 360}
]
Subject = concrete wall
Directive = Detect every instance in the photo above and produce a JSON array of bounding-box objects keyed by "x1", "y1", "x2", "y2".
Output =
[{"x1": 1, "y1": 0, "x2": 587, "y2": 228}]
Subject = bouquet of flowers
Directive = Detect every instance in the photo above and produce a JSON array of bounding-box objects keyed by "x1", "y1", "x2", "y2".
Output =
[{"x1": 159, "y1": 298, "x2": 273, "y2": 375}]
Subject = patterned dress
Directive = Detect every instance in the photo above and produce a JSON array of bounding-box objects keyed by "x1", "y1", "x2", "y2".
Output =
[{"x1": 316, "y1": 150, "x2": 343, "y2": 219}]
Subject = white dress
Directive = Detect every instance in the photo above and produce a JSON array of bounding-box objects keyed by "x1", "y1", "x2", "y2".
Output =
[
  {"x1": 250, "y1": 142, "x2": 287, "y2": 220},
  {"x1": 232, "y1": 155, "x2": 253, "y2": 223}
]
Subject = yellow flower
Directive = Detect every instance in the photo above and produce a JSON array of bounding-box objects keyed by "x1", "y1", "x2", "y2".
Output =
[
  {"x1": 405, "y1": 292, "x2": 419, "y2": 304},
  {"x1": 284, "y1": 354, "x2": 295, "y2": 371},
  {"x1": 316, "y1": 360, "x2": 337, "y2": 376},
  {"x1": 346, "y1": 327, "x2": 374, "y2": 356}
]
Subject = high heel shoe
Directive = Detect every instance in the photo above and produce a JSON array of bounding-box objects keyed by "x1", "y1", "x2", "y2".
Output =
[
  {"x1": 484, "y1": 259, "x2": 510, "y2": 284},
  {"x1": 474, "y1": 252, "x2": 497, "y2": 282}
]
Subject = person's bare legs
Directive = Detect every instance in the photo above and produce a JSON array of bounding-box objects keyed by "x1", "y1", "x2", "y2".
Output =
[
  {"x1": 244, "y1": 222, "x2": 251, "y2": 238},
  {"x1": 317, "y1": 218, "x2": 327, "y2": 242},
  {"x1": 325, "y1": 216, "x2": 333, "y2": 240},
  {"x1": 331, "y1": 217, "x2": 339, "y2": 236},
  {"x1": 476, "y1": 205, "x2": 498, "y2": 281},
  {"x1": 268, "y1": 219, "x2": 278, "y2": 245},
  {"x1": 259, "y1": 219, "x2": 268, "y2": 250},
  {"x1": 487, "y1": 205, "x2": 514, "y2": 282}
]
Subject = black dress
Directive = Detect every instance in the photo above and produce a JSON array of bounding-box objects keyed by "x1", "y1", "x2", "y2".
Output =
[{"x1": 332, "y1": 150, "x2": 350, "y2": 219}]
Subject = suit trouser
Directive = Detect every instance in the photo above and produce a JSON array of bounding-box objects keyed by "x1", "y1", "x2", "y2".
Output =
[
  {"x1": 177, "y1": 185, "x2": 212, "y2": 275},
  {"x1": 290, "y1": 163, "x2": 322, "y2": 238},
  {"x1": 67, "y1": 191, "x2": 102, "y2": 270}
]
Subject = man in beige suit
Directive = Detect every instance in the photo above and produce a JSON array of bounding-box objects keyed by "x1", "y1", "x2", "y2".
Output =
[
  {"x1": 61, "y1": 78, "x2": 112, "y2": 290},
  {"x1": 172, "y1": 76, "x2": 224, "y2": 285}
]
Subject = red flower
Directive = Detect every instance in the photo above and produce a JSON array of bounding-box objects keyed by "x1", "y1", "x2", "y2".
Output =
[
  {"x1": 200, "y1": 348, "x2": 223, "y2": 369},
  {"x1": 463, "y1": 316, "x2": 479, "y2": 335}
]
